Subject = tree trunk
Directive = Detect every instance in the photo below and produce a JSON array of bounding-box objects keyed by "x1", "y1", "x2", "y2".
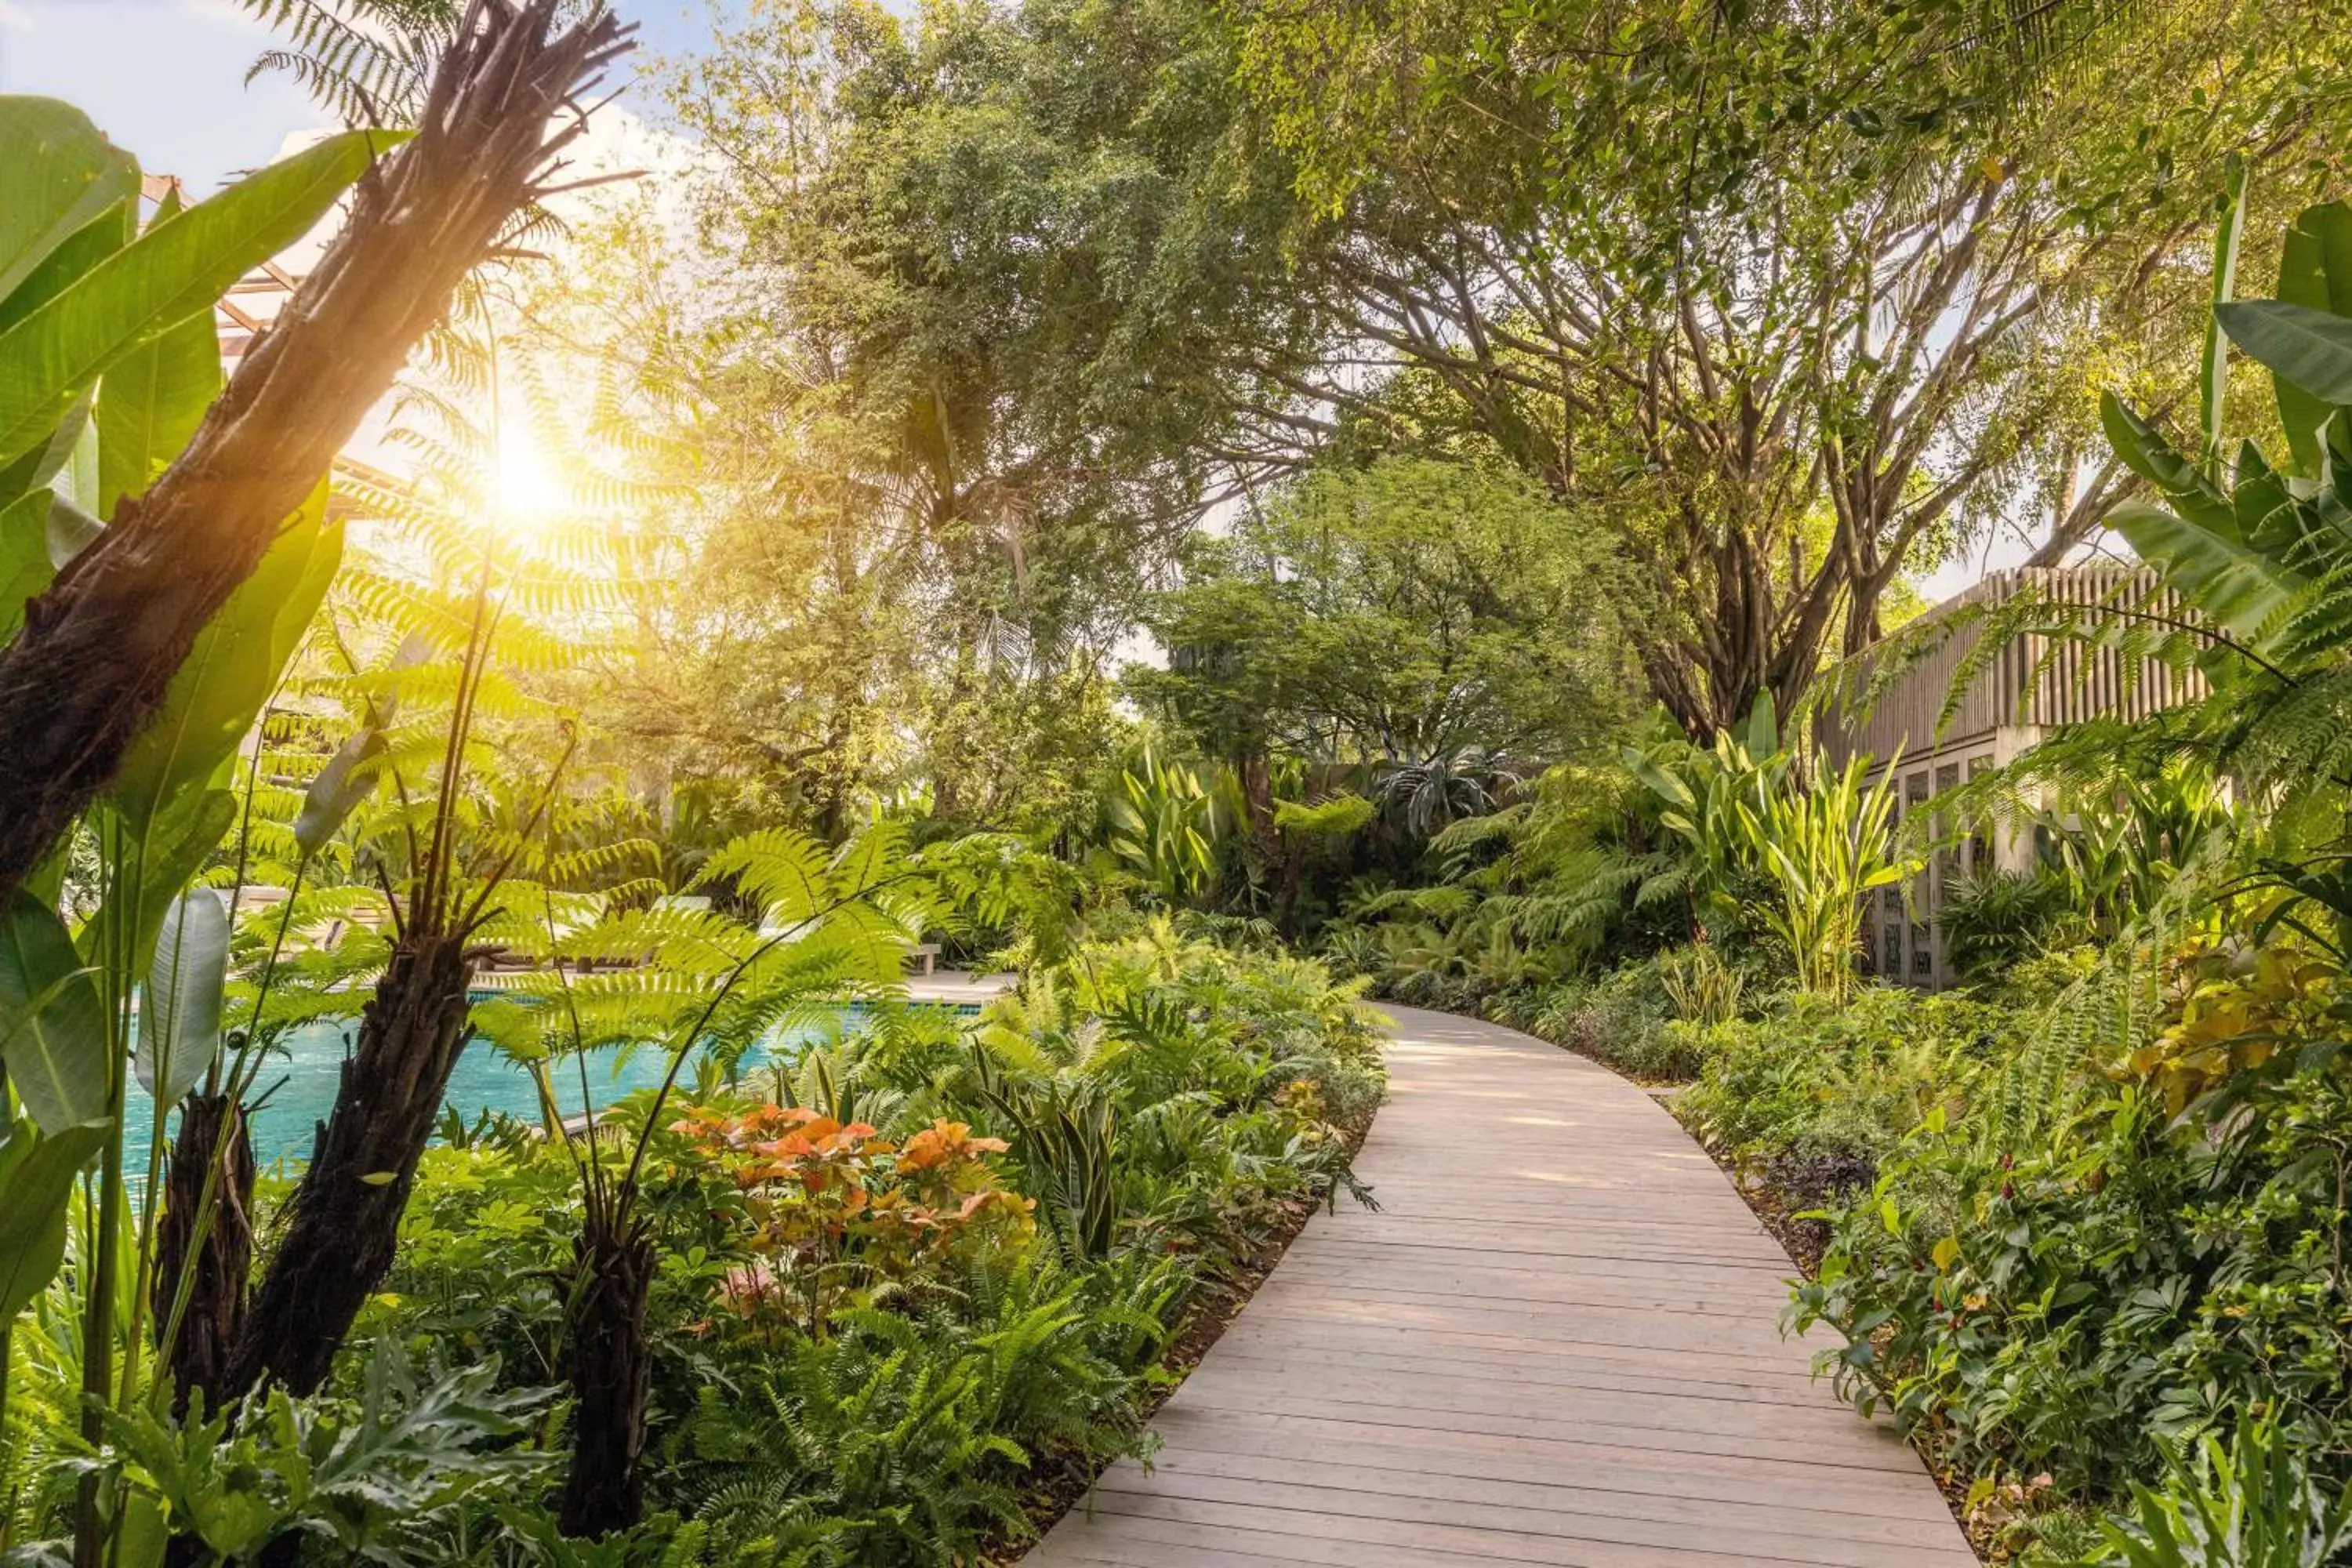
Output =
[
  {"x1": 151, "y1": 1092, "x2": 253, "y2": 1417},
  {"x1": 1276, "y1": 836, "x2": 1306, "y2": 939},
  {"x1": 225, "y1": 931, "x2": 476, "y2": 1398},
  {"x1": 1236, "y1": 746, "x2": 1279, "y2": 897},
  {"x1": 557, "y1": 1212, "x2": 654, "y2": 1537},
  {"x1": 0, "y1": 0, "x2": 632, "y2": 905}
]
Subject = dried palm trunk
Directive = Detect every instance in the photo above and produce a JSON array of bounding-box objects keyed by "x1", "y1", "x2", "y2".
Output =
[
  {"x1": 0, "y1": 0, "x2": 631, "y2": 902},
  {"x1": 151, "y1": 1091, "x2": 254, "y2": 1416},
  {"x1": 557, "y1": 1207, "x2": 655, "y2": 1537},
  {"x1": 226, "y1": 931, "x2": 476, "y2": 1397}
]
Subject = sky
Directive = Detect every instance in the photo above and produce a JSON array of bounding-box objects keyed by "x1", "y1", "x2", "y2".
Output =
[{"x1": 0, "y1": 0, "x2": 735, "y2": 195}]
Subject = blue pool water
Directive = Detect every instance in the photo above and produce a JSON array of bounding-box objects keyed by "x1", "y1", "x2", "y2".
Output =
[{"x1": 121, "y1": 1002, "x2": 869, "y2": 1178}]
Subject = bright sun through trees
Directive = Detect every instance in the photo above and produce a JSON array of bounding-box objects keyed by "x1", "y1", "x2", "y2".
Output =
[
  {"x1": 491, "y1": 424, "x2": 568, "y2": 536},
  {"x1": 3, "y1": 1, "x2": 2352, "y2": 1565}
]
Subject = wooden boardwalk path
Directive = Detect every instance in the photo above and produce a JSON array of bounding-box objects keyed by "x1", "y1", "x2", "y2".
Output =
[{"x1": 1020, "y1": 1004, "x2": 1977, "y2": 1567}]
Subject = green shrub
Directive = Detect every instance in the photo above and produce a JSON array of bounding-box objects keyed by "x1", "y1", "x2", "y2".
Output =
[
  {"x1": 1787, "y1": 941, "x2": 2352, "y2": 1552},
  {"x1": 1676, "y1": 985, "x2": 2021, "y2": 1166},
  {"x1": 1526, "y1": 960, "x2": 1686, "y2": 1077}
]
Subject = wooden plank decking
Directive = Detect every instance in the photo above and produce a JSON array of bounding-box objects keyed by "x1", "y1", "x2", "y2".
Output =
[{"x1": 1020, "y1": 1004, "x2": 1977, "y2": 1567}]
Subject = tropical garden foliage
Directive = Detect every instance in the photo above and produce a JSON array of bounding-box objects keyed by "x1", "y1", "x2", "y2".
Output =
[{"x1": 9, "y1": 0, "x2": 2352, "y2": 1563}]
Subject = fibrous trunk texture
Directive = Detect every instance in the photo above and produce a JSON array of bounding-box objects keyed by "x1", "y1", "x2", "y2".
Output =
[
  {"x1": 152, "y1": 1091, "x2": 254, "y2": 1417},
  {"x1": 0, "y1": 0, "x2": 631, "y2": 903},
  {"x1": 557, "y1": 1214, "x2": 654, "y2": 1537},
  {"x1": 226, "y1": 931, "x2": 476, "y2": 1397}
]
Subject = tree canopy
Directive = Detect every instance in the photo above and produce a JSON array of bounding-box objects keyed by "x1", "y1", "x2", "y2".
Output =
[
  {"x1": 1132, "y1": 457, "x2": 1634, "y2": 774},
  {"x1": 661, "y1": 0, "x2": 2352, "y2": 741}
]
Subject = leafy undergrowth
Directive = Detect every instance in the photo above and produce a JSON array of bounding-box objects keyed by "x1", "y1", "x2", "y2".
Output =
[
  {"x1": 346, "y1": 922, "x2": 1387, "y2": 1567},
  {"x1": 1664, "y1": 959, "x2": 2352, "y2": 1567}
]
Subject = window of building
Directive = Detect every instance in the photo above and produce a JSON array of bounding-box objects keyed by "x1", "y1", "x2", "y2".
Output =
[
  {"x1": 1907, "y1": 774, "x2": 1933, "y2": 911},
  {"x1": 1933, "y1": 763, "x2": 1963, "y2": 893},
  {"x1": 1965, "y1": 756, "x2": 1995, "y2": 875},
  {"x1": 1912, "y1": 923, "x2": 1934, "y2": 977}
]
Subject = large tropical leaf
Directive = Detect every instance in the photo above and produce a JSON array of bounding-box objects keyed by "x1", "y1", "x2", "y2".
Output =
[
  {"x1": 2099, "y1": 393, "x2": 2238, "y2": 537},
  {"x1": 114, "y1": 486, "x2": 340, "y2": 835},
  {"x1": 0, "y1": 889, "x2": 107, "y2": 1134},
  {"x1": 0, "y1": 488, "x2": 48, "y2": 642},
  {"x1": 0, "y1": 97, "x2": 140, "y2": 311},
  {"x1": 0, "y1": 1117, "x2": 109, "y2": 1320},
  {"x1": 140, "y1": 887, "x2": 229, "y2": 1107},
  {"x1": 294, "y1": 730, "x2": 387, "y2": 858},
  {"x1": 2104, "y1": 500, "x2": 2300, "y2": 647},
  {"x1": 76, "y1": 789, "x2": 239, "y2": 993},
  {"x1": 2271, "y1": 203, "x2": 2352, "y2": 475},
  {"x1": 94, "y1": 192, "x2": 220, "y2": 521},
  {"x1": 2199, "y1": 157, "x2": 2246, "y2": 464},
  {"x1": 2213, "y1": 299, "x2": 2352, "y2": 409},
  {"x1": 0, "y1": 387, "x2": 92, "y2": 510},
  {"x1": 0, "y1": 127, "x2": 398, "y2": 466},
  {"x1": 1741, "y1": 691, "x2": 1778, "y2": 762},
  {"x1": 1621, "y1": 748, "x2": 1696, "y2": 813}
]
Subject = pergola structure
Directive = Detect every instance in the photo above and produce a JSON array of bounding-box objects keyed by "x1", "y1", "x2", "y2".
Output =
[{"x1": 144, "y1": 172, "x2": 308, "y2": 365}]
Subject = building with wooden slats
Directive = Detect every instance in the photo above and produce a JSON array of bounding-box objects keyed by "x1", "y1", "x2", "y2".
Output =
[{"x1": 1820, "y1": 567, "x2": 2207, "y2": 989}]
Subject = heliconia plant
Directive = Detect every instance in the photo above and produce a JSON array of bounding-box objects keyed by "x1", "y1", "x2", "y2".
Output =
[
  {"x1": 2096, "y1": 190, "x2": 2352, "y2": 957},
  {"x1": 0, "y1": 100, "x2": 375, "y2": 1561},
  {"x1": 1624, "y1": 691, "x2": 1792, "y2": 943},
  {"x1": 1733, "y1": 750, "x2": 1914, "y2": 1001},
  {"x1": 1101, "y1": 749, "x2": 1221, "y2": 905}
]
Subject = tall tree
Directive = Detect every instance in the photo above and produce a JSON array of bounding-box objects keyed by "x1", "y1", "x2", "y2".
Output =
[
  {"x1": 1134, "y1": 456, "x2": 1635, "y2": 782},
  {"x1": 733, "y1": 0, "x2": 2351, "y2": 735},
  {"x1": 639, "y1": 0, "x2": 1203, "y2": 823},
  {"x1": 1226, "y1": 0, "x2": 2352, "y2": 732}
]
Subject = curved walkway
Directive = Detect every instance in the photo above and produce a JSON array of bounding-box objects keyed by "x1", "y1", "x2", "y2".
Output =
[{"x1": 1021, "y1": 1005, "x2": 1976, "y2": 1567}]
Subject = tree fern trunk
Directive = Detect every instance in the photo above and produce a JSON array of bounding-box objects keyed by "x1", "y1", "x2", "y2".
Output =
[
  {"x1": 0, "y1": 0, "x2": 631, "y2": 904},
  {"x1": 225, "y1": 931, "x2": 475, "y2": 1398},
  {"x1": 557, "y1": 1213, "x2": 653, "y2": 1537},
  {"x1": 152, "y1": 1091, "x2": 253, "y2": 1416}
]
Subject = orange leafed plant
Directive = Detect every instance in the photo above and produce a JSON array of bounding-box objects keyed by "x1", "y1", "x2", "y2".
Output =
[
  {"x1": 895, "y1": 1120, "x2": 1009, "y2": 1172},
  {"x1": 673, "y1": 1103, "x2": 1032, "y2": 1337}
]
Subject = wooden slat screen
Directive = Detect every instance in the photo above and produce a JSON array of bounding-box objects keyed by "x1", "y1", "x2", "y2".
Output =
[{"x1": 1820, "y1": 567, "x2": 2209, "y2": 766}]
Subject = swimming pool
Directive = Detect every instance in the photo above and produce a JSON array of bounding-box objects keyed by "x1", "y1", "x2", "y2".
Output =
[{"x1": 120, "y1": 1002, "x2": 900, "y2": 1177}]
